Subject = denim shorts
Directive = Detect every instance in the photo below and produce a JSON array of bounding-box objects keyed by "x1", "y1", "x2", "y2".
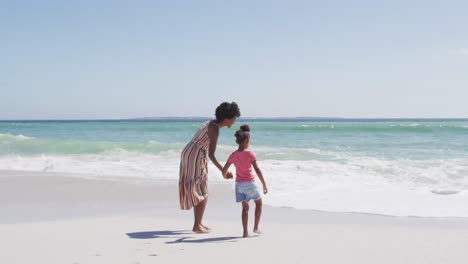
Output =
[{"x1": 235, "y1": 181, "x2": 261, "y2": 202}]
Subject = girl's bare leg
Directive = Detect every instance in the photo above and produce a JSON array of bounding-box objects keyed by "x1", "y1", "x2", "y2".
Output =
[
  {"x1": 253, "y1": 199, "x2": 262, "y2": 234},
  {"x1": 242, "y1": 201, "x2": 249, "y2": 237}
]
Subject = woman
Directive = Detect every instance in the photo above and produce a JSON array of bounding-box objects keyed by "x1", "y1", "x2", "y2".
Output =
[{"x1": 179, "y1": 102, "x2": 241, "y2": 233}]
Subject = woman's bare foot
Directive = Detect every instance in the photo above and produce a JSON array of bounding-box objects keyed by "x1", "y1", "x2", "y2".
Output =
[
  {"x1": 192, "y1": 225, "x2": 210, "y2": 234},
  {"x1": 201, "y1": 224, "x2": 211, "y2": 231},
  {"x1": 243, "y1": 231, "x2": 249, "y2": 238},
  {"x1": 253, "y1": 228, "x2": 262, "y2": 235}
]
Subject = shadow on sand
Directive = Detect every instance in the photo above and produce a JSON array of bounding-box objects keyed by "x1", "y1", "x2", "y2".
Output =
[
  {"x1": 126, "y1": 230, "x2": 192, "y2": 239},
  {"x1": 126, "y1": 230, "x2": 241, "y2": 244},
  {"x1": 166, "y1": 236, "x2": 240, "y2": 244}
]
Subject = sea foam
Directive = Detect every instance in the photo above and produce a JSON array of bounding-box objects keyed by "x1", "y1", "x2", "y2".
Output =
[{"x1": 1, "y1": 150, "x2": 468, "y2": 217}]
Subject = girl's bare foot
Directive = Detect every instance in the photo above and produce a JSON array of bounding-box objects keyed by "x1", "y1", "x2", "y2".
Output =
[
  {"x1": 243, "y1": 231, "x2": 249, "y2": 238},
  {"x1": 253, "y1": 228, "x2": 262, "y2": 235}
]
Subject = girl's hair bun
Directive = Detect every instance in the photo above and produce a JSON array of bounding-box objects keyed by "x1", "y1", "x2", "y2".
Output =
[
  {"x1": 240, "y1": 124, "x2": 250, "y2": 132},
  {"x1": 234, "y1": 124, "x2": 251, "y2": 144}
]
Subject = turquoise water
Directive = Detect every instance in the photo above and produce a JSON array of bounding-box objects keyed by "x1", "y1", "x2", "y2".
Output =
[
  {"x1": 1, "y1": 119, "x2": 468, "y2": 217},
  {"x1": 1, "y1": 119, "x2": 468, "y2": 159}
]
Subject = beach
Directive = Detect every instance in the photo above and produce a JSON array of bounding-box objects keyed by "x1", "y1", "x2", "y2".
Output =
[
  {"x1": 4, "y1": 0, "x2": 468, "y2": 262},
  {"x1": 2, "y1": 170, "x2": 468, "y2": 264}
]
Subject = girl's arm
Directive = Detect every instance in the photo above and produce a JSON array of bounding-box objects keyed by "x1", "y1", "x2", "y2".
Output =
[{"x1": 252, "y1": 160, "x2": 268, "y2": 194}]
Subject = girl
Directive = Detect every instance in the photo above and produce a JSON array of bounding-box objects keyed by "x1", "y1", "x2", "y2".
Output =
[{"x1": 222, "y1": 124, "x2": 268, "y2": 237}]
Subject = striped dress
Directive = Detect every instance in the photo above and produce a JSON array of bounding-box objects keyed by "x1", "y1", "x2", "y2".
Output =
[{"x1": 179, "y1": 121, "x2": 216, "y2": 210}]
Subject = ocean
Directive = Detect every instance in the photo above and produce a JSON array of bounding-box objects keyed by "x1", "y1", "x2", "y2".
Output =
[{"x1": 1, "y1": 118, "x2": 468, "y2": 217}]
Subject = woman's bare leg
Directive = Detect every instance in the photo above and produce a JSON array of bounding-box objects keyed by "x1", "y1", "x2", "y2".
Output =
[
  {"x1": 200, "y1": 197, "x2": 210, "y2": 230},
  {"x1": 193, "y1": 199, "x2": 209, "y2": 233}
]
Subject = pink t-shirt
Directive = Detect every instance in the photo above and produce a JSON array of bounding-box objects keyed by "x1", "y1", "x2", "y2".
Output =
[{"x1": 227, "y1": 150, "x2": 257, "y2": 182}]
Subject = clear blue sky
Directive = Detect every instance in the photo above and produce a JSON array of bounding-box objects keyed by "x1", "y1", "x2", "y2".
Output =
[{"x1": 2, "y1": 1, "x2": 468, "y2": 119}]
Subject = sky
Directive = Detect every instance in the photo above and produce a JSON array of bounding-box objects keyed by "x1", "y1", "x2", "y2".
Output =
[{"x1": 1, "y1": 1, "x2": 468, "y2": 119}]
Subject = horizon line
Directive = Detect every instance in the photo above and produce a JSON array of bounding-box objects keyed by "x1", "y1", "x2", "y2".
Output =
[{"x1": 2, "y1": 116, "x2": 468, "y2": 122}]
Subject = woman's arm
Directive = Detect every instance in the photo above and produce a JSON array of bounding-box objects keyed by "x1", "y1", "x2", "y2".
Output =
[
  {"x1": 207, "y1": 123, "x2": 223, "y2": 172},
  {"x1": 222, "y1": 162, "x2": 232, "y2": 179}
]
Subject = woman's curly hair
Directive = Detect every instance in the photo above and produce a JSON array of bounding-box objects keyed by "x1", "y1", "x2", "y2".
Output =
[{"x1": 215, "y1": 102, "x2": 241, "y2": 122}]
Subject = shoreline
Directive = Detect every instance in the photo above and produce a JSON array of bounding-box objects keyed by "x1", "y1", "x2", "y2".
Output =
[{"x1": 2, "y1": 169, "x2": 468, "y2": 225}]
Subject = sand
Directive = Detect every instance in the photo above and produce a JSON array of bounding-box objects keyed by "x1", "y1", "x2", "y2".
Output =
[{"x1": 1, "y1": 170, "x2": 468, "y2": 264}]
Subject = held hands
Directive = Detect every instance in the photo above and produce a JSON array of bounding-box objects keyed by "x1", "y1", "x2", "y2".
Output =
[{"x1": 223, "y1": 171, "x2": 234, "y2": 179}]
